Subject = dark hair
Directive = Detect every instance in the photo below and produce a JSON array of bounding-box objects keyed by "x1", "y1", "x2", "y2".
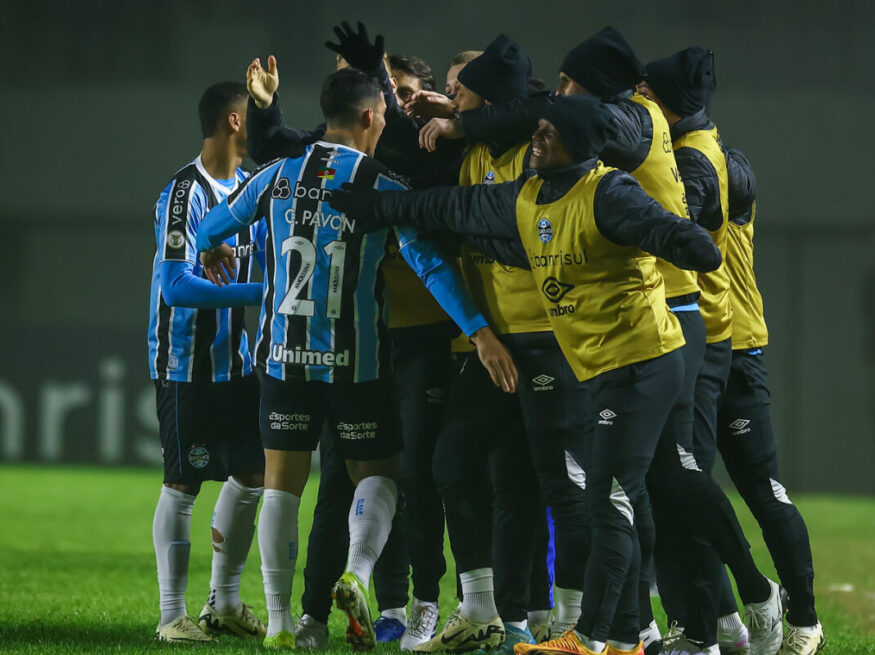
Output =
[
  {"x1": 451, "y1": 50, "x2": 482, "y2": 66},
  {"x1": 320, "y1": 69, "x2": 383, "y2": 127},
  {"x1": 198, "y1": 81, "x2": 247, "y2": 139},
  {"x1": 388, "y1": 54, "x2": 435, "y2": 92}
]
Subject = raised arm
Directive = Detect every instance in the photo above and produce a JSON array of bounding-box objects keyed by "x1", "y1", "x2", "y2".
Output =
[{"x1": 593, "y1": 170, "x2": 722, "y2": 272}]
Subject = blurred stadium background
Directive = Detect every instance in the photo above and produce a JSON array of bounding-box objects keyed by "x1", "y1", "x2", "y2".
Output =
[{"x1": 1, "y1": 0, "x2": 874, "y2": 652}]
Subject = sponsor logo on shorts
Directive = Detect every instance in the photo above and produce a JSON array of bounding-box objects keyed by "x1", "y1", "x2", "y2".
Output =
[
  {"x1": 336, "y1": 421, "x2": 378, "y2": 441},
  {"x1": 532, "y1": 374, "x2": 555, "y2": 391},
  {"x1": 271, "y1": 344, "x2": 350, "y2": 367},
  {"x1": 537, "y1": 218, "x2": 553, "y2": 243},
  {"x1": 598, "y1": 409, "x2": 617, "y2": 426},
  {"x1": 167, "y1": 354, "x2": 178, "y2": 370},
  {"x1": 268, "y1": 411, "x2": 311, "y2": 431},
  {"x1": 728, "y1": 418, "x2": 751, "y2": 436},
  {"x1": 188, "y1": 444, "x2": 210, "y2": 469}
]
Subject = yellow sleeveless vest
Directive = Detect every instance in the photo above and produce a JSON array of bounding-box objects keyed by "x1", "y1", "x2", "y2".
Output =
[
  {"x1": 627, "y1": 94, "x2": 699, "y2": 300},
  {"x1": 382, "y1": 240, "x2": 450, "y2": 329},
  {"x1": 673, "y1": 127, "x2": 732, "y2": 343},
  {"x1": 458, "y1": 142, "x2": 551, "y2": 335},
  {"x1": 726, "y1": 202, "x2": 768, "y2": 349},
  {"x1": 515, "y1": 163, "x2": 685, "y2": 382}
]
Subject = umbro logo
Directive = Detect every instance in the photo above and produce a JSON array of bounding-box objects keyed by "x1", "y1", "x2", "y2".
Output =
[
  {"x1": 532, "y1": 374, "x2": 555, "y2": 391},
  {"x1": 729, "y1": 418, "x2": 752, "y2": 436},
  {"x1": 598, "y1": 409, "x2": 617, "y2": 425}
]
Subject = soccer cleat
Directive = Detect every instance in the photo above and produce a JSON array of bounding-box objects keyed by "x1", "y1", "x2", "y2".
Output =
[
  {"x1": 514, "y1": 629, "x2": 602, "y2": 655},
  {"x1": 498, "y1": 623, "x2": 535, "y2": 654},
  {"x1": 198, "y1": 602, "x2": 266, "y2": 638},
  {"x1": 414, "y1": 611, "x2": 505, "y2": 652},
  {"x1": 664, "y1": 636, "x2": 717, "y2": 655},
  {"x1": 639, "y1": 620, "x2": 662, "y2": 655},
  {"x1": 662, "y1": 622, "x2": 686, "y2": 652},
  {"x1": 401, "y1": 599, "x2": 440, "y2": 651},
  {"x1": 777, "y1": 622, "x2": 824, "y2": 655},
  {"x1": 155, "y1": 614, "x2": 213, "y2": 642},
  {"x1": 606, "y1": 641, "x2": 644, "y2": 655},
  {"x1": 333, "y1": 571, "x2": 376, "y2": 650},
  {"x1": 263, "y1": 630, "x2": 296, "y2": 649},
  {"x1": 375, "y1": 616, "x2": 407, "y2": 643},
  {"x1": 530, "y1": 621, "x2": 551, "y2": 644},
  {"x1": 744, "y1": 579, "x2": 783, "y2": 655},
  {"x1": 295, "y1": 614, "x2": 329, "y2": 650},
  {"x1": 717, "y1": 621, "x2": 749, "y2": 654}
]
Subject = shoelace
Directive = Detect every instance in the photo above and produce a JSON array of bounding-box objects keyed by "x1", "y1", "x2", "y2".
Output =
[
  {"x1": 663, "y1": 622, "x2": 684, "y2": 648},
  {"x1": 409, "y1": 604, "x2": 440, "y2": 638},
  {"x1": 746, "y1": 605, "x2": 770, "y2": 632},
  {"x1": 542, "y1": 629, "x2": 583, "y2": 651},
  {"x1": 783, "y1": 625, "x2": 802, "y2": 649},
  {"x1": 176, "y1": 616, "x2": 207, "y2": 637}
]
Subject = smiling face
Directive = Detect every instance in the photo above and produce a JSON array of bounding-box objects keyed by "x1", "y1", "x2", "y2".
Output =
[{"x1": 529, "y1": 119, "x2": 575, "y2": 171}]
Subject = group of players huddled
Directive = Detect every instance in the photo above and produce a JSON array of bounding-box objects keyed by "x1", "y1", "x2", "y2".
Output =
[{"x1": 146, "y1": 20, "x2": 823, "y2": 655}]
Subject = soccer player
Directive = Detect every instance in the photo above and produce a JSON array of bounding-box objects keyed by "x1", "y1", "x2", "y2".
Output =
[
  {"x1": 244, "y1": 31, "x2": 469, "y2": 650},
  {"x1": 331, "y1": 93, "x2": 786, "y2": 655},
  {"x1": 639, "y1": 47, "x2": 785, "y2": 655},
  {"x1": 147, "y1": 81, "x2": 267, "y2": 643},
  {"x1": 716, "y1": 147, "x2": 823, "y2": 655},
  {"x1": 195, "y1": 68, "x2": 515, "y2": 651}
]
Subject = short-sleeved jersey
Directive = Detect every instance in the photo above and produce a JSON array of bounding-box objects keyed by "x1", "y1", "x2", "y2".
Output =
[
  {"x1": 221, "y1": 141, "x2": 481, "y2": 383},
  {"x1": 147, "y1": 156, "x2": 262, "y2": 382}
]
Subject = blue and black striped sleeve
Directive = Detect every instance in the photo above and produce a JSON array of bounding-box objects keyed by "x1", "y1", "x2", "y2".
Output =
[
  {"x1": 196, "y1": 160, "x2": 283, "y2": 252},
  {"x1": 156, "y1": 178, "x2": 206, "y2": 264}
]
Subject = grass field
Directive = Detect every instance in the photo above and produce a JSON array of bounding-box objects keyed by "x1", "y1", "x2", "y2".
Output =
[{"x1": 0, "y1": 466, "x2": 873, "y2": 654}]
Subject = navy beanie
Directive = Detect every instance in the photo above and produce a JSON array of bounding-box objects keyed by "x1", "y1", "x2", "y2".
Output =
[
  {"x1": 644, "y1": 46, "x2": 717, "y2": 117},
  {"x1": 560, "y1": 26, "x2": 643, "y2": 99},
  {"x1": 457, "y1": 33, "x2": 532, "y2": 103},
  {"x1": 541, "y1": 95, "x2": 618, "y2": 163}
]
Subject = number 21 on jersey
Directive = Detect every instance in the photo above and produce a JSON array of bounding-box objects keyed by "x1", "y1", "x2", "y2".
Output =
[{"x1": 277, "y1": 236, "x2": 347, "y2": 319}]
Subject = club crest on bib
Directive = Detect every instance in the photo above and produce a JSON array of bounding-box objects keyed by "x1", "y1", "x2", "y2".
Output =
[
  {"x1": 482, "y1": 170, "x2": 496, "y2": 185},
  {"x1": 188, "y1": 444, "x2": 210, "y2": 469},
  {"x1": 537, "y1": 218, "x2": 553, "y2": 243}
]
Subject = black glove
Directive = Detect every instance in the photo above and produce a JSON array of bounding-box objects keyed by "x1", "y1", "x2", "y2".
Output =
[
  {"x1": 328, "y1": 182, "x2": 384, "y2": 233},
  {"x1": 324, "y1": 21, "x2": 385, "y2": 73}
]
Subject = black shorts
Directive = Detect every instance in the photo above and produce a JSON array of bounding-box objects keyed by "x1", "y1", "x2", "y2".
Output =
[
  {"x1": 258, "y1": 370, "x2": 402, "y2": 461},
  {"x1": 154, "y1": 374, "x2": 264, "y2": 485}
]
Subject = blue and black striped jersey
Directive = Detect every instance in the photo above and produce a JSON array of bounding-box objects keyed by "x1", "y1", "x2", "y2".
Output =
[
  {"x1": 203, "y1": 141, "x2": 486, "y2": 383},
  {"x1": 147, "y1": 155, "x2": 265, "y2": 382}
]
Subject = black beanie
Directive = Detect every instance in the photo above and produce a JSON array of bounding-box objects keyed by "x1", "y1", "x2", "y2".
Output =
[
  {"x1": 541, "y1": 95, "x2": 618, "y2": 163},
  {"x1": 560, "y1": 26, "x2": 643, "y2": 99},
  {"x1": 457, "y1": 33, "x2": 532, "y2": 103},
  {"x1": 644, "y1": 46, "x2": 716, "y2": 117}
]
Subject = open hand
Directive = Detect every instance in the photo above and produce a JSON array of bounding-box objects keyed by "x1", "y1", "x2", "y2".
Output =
[
  {"x1": 325, "y1": 21, "x2": 385, "y2": 72},
  {"x1": 200, "y1": 243, "x2": 237, "y2": 286},
  {"x1": 403, "y1": 90, "x2": 457, "y2": 119},
  {"x1": 471, "y1": 327, "x2": 518, "y2": 393},
  {"x1": 419, "y1": 118, "x2": 463, "y2": 152},
  {"x1": 247, "y1": 55, "x2": 278, "y2": 109}
]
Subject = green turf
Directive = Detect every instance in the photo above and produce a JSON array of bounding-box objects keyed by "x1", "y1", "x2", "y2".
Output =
[{"x1": 0, "y1": 465, "x2": 872, "y2": 654}]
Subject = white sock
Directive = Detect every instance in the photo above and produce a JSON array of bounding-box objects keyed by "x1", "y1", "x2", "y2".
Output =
[
  {"x1": 460, "y1": 568, "x2": 498, "y2": 622},
  {"x1": 607, "y1": 640, "x2": 637, "y2": 651},
  {"x1": 382, "y1": 607, "x2": 407, "y2": 625},
  {"x1": 528, "y1": 610, "x2": 550, "y2": 625},
  {"x1": 573, "y1": 631, "x2": 605, "y2": 652},
  {"x1": 208, "y1": 476, "x2": 263, "y2": 614},
  {"x1": 153, "y1": 486, "x2": 195, "y2": 625},
  {"x1": 507, "y1": 620, "x2": 528, "y2": 631},
  {"x1": 703, "y1": 645, "x2": 721, "y2": 655},
  {"x1": 554, "y1": 586, "x2": 583, "y2": 626},
  {"x1": 258, "y1": 488, "x2": 300, "y2": 638},
  {"x1": 345, "y1": 476, "x2": 397, "y2": 587},
  {"x1": 718, "y1": 611, "x2": 744, "y2": 632}
]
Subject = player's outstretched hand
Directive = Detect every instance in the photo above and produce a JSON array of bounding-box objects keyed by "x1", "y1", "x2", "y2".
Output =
[
  {"x1": 403, "y1": 90, "x2": 457, "y2": 119},
  {"x1": 201, "y1": 243, "x2": 237, "y2": 287},
  {"x1": 325, "y1": 21, "x2": 385, "y2": 72},
  {"x1": 419, "y1": 118, "x2": 463, "y2": 152},
  {"x1": 471, "y1": 326, "x2": 519, "y2": 393},
  {"x1": 247, "y1": 55, "x2": 278, "y2": 110},
  {"x1": 328, "y1": 182, "x2": 382, "y2": 232}
]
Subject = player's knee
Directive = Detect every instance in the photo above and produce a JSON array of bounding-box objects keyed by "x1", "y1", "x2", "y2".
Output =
[
  {"x1": 232, "y1": 471, "x2": 265, "y2": 488},
  {"x1": 164, "y1": 481, "x2": 201, "y2": 496},
  {"x1": 346, "y1": 456, "x2": 397, "y2": 485}
]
